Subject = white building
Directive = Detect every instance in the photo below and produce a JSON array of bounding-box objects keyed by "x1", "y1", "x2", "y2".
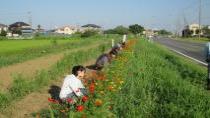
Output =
[
  {"x1": 143, "y1": 29, "x2": 157, "y2": 37},
  {"x1": 55, "y1": 26, "x2": 79, "y2": 35},
  {"x1": 183, "y1": 23, "x2": 203, "y2": 36},
  {"x1": 0, "y1": 23, "x2": 8, "y2": 32}
]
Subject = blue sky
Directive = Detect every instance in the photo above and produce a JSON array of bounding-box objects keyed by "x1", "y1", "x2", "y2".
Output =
[{"x1": 0, "y1": 0, "x2": 209, "y2": 32}]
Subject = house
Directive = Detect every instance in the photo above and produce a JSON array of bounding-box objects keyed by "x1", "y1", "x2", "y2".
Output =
[
  {"x1": 0, "y1": 23, "x2": 8, "y2": 32},
  {"x1": 182, "y1": 23, "x2": 203, "y2": 37},
  {"x1": 81, "y1": 24, "x2": 101, "y2": 32},
  {"x1": 143, "y1": 29, "x2": 157, "y2": 37},
  {"x1": 35, "y1": 25, "x2": 45, "y2": 33},
  {"x1": 9, "y1": 22, "x2": 33, "y2": 36},
  {"x1": 55, "y1": 26, "x2": 79, "y2": 35}
]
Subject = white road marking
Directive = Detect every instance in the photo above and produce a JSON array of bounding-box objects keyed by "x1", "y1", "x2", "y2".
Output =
[{"x1": 169, "y1": 48, "x2": 208, "y2": 66}]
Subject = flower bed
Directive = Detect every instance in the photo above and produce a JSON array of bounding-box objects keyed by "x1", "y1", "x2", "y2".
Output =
[{"x1": 35, "y1": 40, "x2": 137, "y2": 118}]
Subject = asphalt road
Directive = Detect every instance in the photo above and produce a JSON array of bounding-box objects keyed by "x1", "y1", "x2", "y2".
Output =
[{"x1": 153, "y1": 36, "x2": 207, "y2": 66}]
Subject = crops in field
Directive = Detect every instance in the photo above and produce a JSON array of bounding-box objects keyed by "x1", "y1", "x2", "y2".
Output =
[
  {"x1": 33, "y1": 38, "x2": 210, "y2": 118},
  {"x1": 0, "y1": 35, "x2": 120, "y2": 68},
  {"x1": 0, "y1": 39, "x2": 76, "y2": 54}
]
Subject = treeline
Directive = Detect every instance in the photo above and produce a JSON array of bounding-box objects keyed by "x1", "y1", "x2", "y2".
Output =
[{"x1": 104, "y1": 24, "x2": 144, "y2": 35}]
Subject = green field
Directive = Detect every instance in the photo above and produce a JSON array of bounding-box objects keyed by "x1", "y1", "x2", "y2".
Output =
[
  {"x1": 0, "y1": 39, "x2": 78, "y2": 54},
  {"x1": 0, "y1": 35, "x2": 121, "y2": 68}
]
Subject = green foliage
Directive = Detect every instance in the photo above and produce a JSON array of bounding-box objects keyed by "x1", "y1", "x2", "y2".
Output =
[
  {"x1": 51, "y1": 39, "x2": 58, "y2": 46},
  {"x1": 0, "y1": 29, "x2": 7, "y2": 36},
  {"x1": 81, "y1": 30, "x2": 98, "y2": 38},
  {"x1": 0, "y1": 35, "x2": 119, "y2": 68},
  {"x1": 12, "y1": 28, "x2": 22, "y2": 35},
  {"x1": 104, "y1": 29, "x2": 116, "y2": 34},
  {"x1": 203, "y1": 26, "x2": 210, "y2": 37},
  {"x1": 106, "y1": 39, "x2": 209, "y2": 117},
  {"x1": 104, "y1": 26, "x2": 130, "y2": 35},
  {"x1": 182, "y1": 29, "x2": 193, "y2": 37},
  {"x1": 158, "y1": 29, "x2": 172, "y2": 35},
  {"x1": 114, "y1": 26, "x2": 129, "y2": 35},
  {"x1": 129, "y1": 24, "x2": 144, "y2": 35},
  {"x1": 2, "y1": 38, "x2": 208, "y2": 117}
]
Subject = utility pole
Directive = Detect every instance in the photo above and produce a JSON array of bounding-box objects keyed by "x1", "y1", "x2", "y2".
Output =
[
  {"x1": 198, "y1": 0, "x2": 202, "y2": 40},
  {"x1": 28, "y1": 11, "x2": 32, "y2": 28}
]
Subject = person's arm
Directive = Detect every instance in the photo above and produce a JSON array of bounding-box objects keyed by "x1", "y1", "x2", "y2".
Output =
[{"x1": 69, "y1": 79, "x2": 84, "y2": 97}]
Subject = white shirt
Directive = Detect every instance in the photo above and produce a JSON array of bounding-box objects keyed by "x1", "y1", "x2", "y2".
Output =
[{"x1": 59, "y1": 74, "x2": 85, "y2": 99}]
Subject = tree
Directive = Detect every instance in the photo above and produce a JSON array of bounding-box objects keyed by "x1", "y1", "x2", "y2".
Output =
[
  {"x1": 0, "y1": 29, "x2": 7, "y2": 36},
  {"x1": 203, "y1": 26, "x2": 210, "y2": 35},
  {"x1": 37, "y1": 24, "x2": 41, "y2": 31},
  {"x1": 113, "y1": 26, "x2": 129, "y2": 35},
  {"x1": 182, "y1": 29, "x2": 193, "y2": 37},
  {"x1": 11, "y1": 28, "x2": 22, "y2": 35},
  {"x1": 81, "y1": 30, "x2": 98, "y2": 38},
  {"x1": 129, "y1": 24, "x2": 144, "y2": 35},
  {"x1": 104, "y1": 29, "x2": 116, "y2": 34},
  {"x1": 158, "y1": 29, "x2": 172, "y2": 35}
]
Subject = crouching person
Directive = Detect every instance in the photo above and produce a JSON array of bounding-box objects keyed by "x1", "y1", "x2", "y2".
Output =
[
  {"x1": 95, "y1": 52, "x2": 114, "y2": 70},
  {"x1": 59, "y1": 65, "x2": 87, "y2": 103},
  {"x1": 111, "y1": 43, "x2": 123, "y2": 56}
]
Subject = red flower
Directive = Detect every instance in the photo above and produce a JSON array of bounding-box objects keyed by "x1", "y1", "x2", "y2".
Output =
[
  {"x1": 89, "y1": 83, "x2": 95, "y2": 94},
  {"x1": 82, "y1": 96, "x2": 88, "y2": 102},
  {"x1": 66, "y1": 98, "x2": 74, "y2": 104},
  {"x1": 48, "y1": 98, "x2": 58, "y2": 104},
  {"x1": 76, "y1": 105, "x2": 84, "y2": 112}
]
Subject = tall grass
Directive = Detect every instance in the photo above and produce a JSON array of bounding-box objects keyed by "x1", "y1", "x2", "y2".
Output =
[{"x1": 107, "y1": 39, "x2": 210, "y2": 117}]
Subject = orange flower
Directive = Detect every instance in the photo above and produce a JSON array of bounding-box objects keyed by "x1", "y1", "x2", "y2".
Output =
[{"x1": 95, "y1": 99, "x2": 103, "y2": 106}]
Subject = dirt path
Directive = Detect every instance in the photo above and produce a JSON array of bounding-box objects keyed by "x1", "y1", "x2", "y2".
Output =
[
  {"x1": 0, "y1": 60, "x2": 97, "y2": 118},
  {"x1": 0, "y1": 42, "x2": 107, "y2": 92}
]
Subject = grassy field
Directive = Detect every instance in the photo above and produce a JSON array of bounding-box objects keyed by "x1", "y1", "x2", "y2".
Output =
[
  {"x1": 109, "y1": 38, "x2": 209, "y2": 117},
  {"x1": 0, "y1": 39, "x2": 78, "y2": 54},
  {"x1": 0, "y1": 35, "x2": 121, "y2": 68},
  {"x1": 33, "y1": 38, "x2": 210, "y2": 118}
]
